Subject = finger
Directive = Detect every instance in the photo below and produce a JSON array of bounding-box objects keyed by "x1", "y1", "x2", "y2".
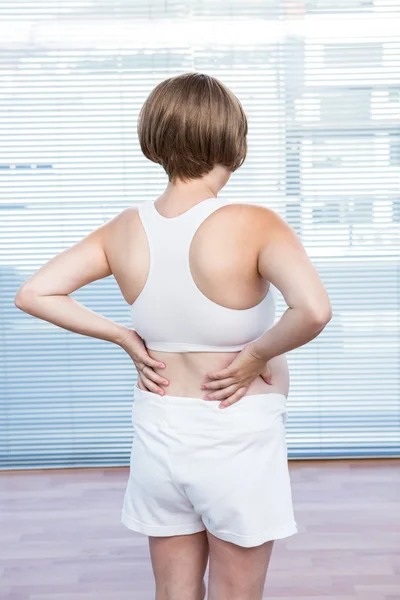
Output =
[
  {"x1": 204, "y1": 366, "x2": 236, "y2": 380},
  {"x1": 260, "y1": 366, "x2": 272, "y2": 384},
  {"x1": 144, "y1": 368, "x2": 170, "y2": 388},
  {"x1": 135, "y1": 357, "x2": 166, "y2": 375},
  {"x1": 137, "y1": 372, "x2": 149, "y2": 391},
  {"x1": 203, "y1": 383, "x2": 238, "y2": 401},
  {"x1": 140, "y1": 372, "x2": 166, "y2": 396},
  {"x1": 137, "y1": 372, "x2": 155, "y2": 393},
  {"x1": 142, "y1": 355, "x2": 166, "y2": 369},
  {"x1": 201, "y1": 377, "x2": 235, "y2": 391},
  {"x1": 219, "y1": 387, "x2": 248, "y2": 409}
]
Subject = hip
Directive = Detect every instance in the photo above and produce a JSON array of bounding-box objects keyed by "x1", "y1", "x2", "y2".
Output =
[{"x1": 131, "y1": 382, "x2": 289, "y2": 437}]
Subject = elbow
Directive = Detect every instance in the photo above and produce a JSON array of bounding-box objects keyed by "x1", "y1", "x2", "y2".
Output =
[
  {"x1": 14, "y1": 286, "x2": 39, "y2": 312},
  {"x1": 309, "y1": 304, "x2": 333, "y2": 328}
]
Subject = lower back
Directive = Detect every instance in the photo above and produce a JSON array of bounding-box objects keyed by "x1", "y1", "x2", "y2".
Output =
[{"x1": 140, "y1": 350, "x2": 290, "y2": 399}]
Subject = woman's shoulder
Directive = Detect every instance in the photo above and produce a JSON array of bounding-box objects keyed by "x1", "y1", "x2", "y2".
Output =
[
  {"x1": 104, "y1": 205, "x2": 141, "y2": 232},
  {"x1": 213, "y1": 202, "x2": 296, "y2": 253},
  {"x1": 220, "y1": 201, "x2": 281, "y2": 218},
  {"x1": 214, "y1": 201, "x2": 286, "y2": 231}
]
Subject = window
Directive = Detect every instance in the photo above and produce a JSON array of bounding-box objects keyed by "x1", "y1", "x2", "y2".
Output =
[{"x1": 1, "y1": 0, "x2": 399, "y2": 468}]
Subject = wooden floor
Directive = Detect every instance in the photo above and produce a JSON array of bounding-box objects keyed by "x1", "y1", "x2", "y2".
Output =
[{"x1": 1, "y1": 459, "x2": 399, "y2": 600}]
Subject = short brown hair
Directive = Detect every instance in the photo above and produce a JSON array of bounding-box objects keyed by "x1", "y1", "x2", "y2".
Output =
[{"x1": 138, "y1": 72, "x2": 248, "y2": 182}]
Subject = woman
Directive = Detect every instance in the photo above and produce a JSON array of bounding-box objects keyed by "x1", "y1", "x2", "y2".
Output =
[{"x1": 15, "y1": 72, "x2": 332, "y2": 600}]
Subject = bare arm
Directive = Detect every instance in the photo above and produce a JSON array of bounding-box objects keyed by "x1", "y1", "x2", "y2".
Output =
[
  {"x1": 14, "y1": 210, "x2": 168, "y2": 392},
  {"x1": 250, "y1": 207, "x2": 332, "y2": 361},
  {"x1": 202, "y1": 206, "x2": 332, "y2": 407},
  {"x1": 14, "y1": 215, "x2": 128, "y2": 344}
]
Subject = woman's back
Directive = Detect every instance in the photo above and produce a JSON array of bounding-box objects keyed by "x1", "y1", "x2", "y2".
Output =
[{"x1": 104, "y1": 193, "x2": 290, "y2": 398}]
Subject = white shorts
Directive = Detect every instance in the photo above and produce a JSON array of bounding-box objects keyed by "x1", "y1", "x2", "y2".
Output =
[{"x1": 121, "y1": 383, "x2": 298, "y2": 548}]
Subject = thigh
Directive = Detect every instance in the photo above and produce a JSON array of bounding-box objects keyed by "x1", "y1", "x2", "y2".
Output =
[
  {"x1": 149, "y1": 531, "x2": 209, "y2": 600},
  {"x1": 206, "y1": 531, "x2": 274, "y2": 600}
]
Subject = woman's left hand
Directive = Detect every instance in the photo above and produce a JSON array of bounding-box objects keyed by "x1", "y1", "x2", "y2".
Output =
[
  {"x1": 201, "y1": 343, "x2": 273, "y2": 408},
  {"x1": 118, "y1": 328, "x2": 169, "y2": 395}
]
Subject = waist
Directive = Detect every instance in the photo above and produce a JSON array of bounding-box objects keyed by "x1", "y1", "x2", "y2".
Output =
[
  {"x1": 141, "y1": 348, "x2": 289, "y2": 399},
  {"x1": 144, "y1": 341, "x2": 248, "y2": 352}
]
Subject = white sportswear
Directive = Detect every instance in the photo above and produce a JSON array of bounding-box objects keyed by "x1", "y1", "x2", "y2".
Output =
[{"x1": 130, "y1": 197, "x2": 276, "y2": 352}]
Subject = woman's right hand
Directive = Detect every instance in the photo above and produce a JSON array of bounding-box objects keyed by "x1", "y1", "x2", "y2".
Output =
[{"x1": 201, "y1": 343, "x2": 274, "y2": 408}]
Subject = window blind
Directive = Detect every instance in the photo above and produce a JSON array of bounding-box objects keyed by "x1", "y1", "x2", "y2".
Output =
[{"x1": 1, "y1": 0, "x2": 399, "y2": 469}]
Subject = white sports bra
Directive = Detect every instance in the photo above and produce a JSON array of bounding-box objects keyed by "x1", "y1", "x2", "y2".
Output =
[{"x1": 130, "y1": 197, "x2": 276, "y2": 352}]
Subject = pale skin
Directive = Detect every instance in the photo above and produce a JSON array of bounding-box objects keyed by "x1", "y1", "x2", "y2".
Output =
[{"x1": 15, "y1": 164, "x2": 332, "y2": 600}]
